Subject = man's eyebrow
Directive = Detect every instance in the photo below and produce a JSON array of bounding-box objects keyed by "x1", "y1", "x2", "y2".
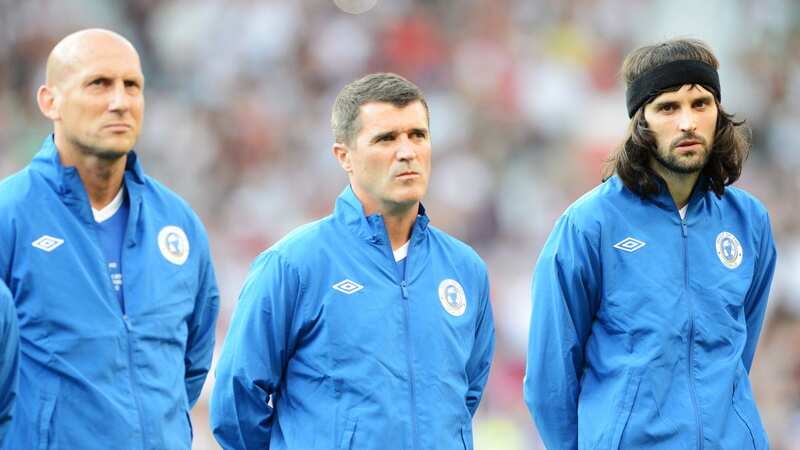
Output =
[
  {"x1": 691, "y1": 94, "x2": 714, "y2": 103},
  {"x1": 82, "y1": 71, "x2": 144, "y2": 81},
  {"x1": 652, "y1": 99, "x2": 678, "y2": 108},
  {"x1": 370, "y1": 130, "x2": 397, "y2": 143},
  {"x1": 82, "y1": 72, "x2": 107, "y2": 80}
]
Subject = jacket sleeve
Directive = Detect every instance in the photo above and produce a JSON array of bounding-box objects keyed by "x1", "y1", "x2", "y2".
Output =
[
  {"x1": 0, "y1": 203, "x2": 14, "y2": 285},
  {"x1": 210, "y1": 251, "x2": 304, "y2": 450},
  {"x1": 184, "y1": 230, "x2": 220, "y2": 407},
  {"x1": 741, "y1": 210, "x2": 777, "y2": 373},
  {"x1": 0, "y1": 282, "x2": 19, "y2": 444},
  {"x1": 524, "y1": 215, "x2": 601, "y2": 450},
  {"x1": 465, "y1": 267, "x2": 495, "y2": 416}
]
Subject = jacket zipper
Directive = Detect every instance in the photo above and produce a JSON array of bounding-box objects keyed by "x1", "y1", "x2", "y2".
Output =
[
  {"x1": 682, "y1": 217, "x2": 703, "y2": 450},
  {"x1": 93, "y1": 221, "x2": 147, "y2": 449},
  {"x1": 381, "y1": 227, "x2": 420, "y2": 450},
  {"x1": 400, "y1": 279, "x2": 419, "y2": 450}
]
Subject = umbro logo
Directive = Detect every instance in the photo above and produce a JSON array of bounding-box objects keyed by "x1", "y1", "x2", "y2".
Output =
[
  {"x1": 613, "y1": 237, "x2": 646, "y2": 253},
  {"x1": 332, "y1": 279, "x2": 364, "y2": 295},
  {"x1": 32, "y1": 235, "x2": 65, "y2": 252}
]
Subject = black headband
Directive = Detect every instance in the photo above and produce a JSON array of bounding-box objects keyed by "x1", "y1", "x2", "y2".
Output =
[{"x1": 625, "y1": 60, "x2": 721, "y2": 118}]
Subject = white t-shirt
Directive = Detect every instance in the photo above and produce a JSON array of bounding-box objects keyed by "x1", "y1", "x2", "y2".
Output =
[
  {"x1": 393, "y1": 241, "x2": 409, "y2": 262},
  {"x1": 92, "y1": 187, "x2": 125, "y2": 223}
]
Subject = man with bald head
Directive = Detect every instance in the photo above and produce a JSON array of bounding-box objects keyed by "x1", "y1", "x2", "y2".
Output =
[{"x1": 0, "y1": 29, "x2": 219, "y2": 450}]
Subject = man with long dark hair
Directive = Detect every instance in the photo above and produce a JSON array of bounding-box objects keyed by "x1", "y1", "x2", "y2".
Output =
[{"x1": 524, "y1": 39, "x2": 776, "y2": 448}]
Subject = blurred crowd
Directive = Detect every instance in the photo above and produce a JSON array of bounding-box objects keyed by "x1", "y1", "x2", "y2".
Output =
[{"x1": 2, "y1": 0, "x2": 800, "y2": 448}]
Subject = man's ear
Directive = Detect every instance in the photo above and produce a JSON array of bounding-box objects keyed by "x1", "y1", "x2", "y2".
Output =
[
  {"x1": 37, "y1": 85, "x2": 60, "y2": 121},
  {"x1": 332, "y1": 142, "x2": 353, "y2": 174}
]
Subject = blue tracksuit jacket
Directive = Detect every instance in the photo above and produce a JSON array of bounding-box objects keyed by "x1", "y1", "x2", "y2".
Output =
[
  {"x1": 524, "y1": 175, "x2": 776, "y2": 449},
  {"x1": 0, "y1": 136, "x2": 220, "y2": 450},
  {"x1": 0, "y1": 281, "x2": 18, "y2": 447},
  {"x1": 211, "y1": 186, "x2": 495, "y2": 450}
]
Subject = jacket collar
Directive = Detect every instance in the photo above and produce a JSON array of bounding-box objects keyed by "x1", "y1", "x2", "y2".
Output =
[
  {"x1": 649, "y1": 173, "x2": 710, "y2": 212},
  {"x1": 333, "y1": 185, "x2": 430, "y2": 244},
  {"x1": 612, "y1": 173, "x2": 710, "y2": 212},
  {"x1": 29, "y1": 134, "x2": 146, "y2": 226},
  {"x1": 30, "y1": 134, "x2": 146, "y2": 187}
]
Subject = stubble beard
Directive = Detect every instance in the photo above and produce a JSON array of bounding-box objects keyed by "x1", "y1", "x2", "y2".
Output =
[
  {"x1": 71, "y1": 135, "x2": 130, "y2": 162},
  {"x1": 382, "y1": 180, "x2": 427, "y2": 217},
  {"x1": 651, "y1": 136, "x2": 711, "y2": 176}
]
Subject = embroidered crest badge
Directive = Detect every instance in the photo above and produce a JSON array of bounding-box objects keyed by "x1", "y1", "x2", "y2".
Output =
[
  {"x1": 715, "y1": 231, "x2": 743, "y2": 269},
  {"x1": 158, "y1": 226, "x2": 190, "y2": 265},
  {"x1": 438, "y1": 279, "x2": 467, "y2": 317}
]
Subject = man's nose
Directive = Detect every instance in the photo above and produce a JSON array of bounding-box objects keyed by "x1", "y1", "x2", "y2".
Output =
[
  {"x1": 396, "y1": 136, "x2": 416, "y2": 161},
  {"x1": 678, "y1": 110, "x2": 697, "y2": 133},
  {"x1": 108, "y1": 82, "x2": 130, "y2": 112}
]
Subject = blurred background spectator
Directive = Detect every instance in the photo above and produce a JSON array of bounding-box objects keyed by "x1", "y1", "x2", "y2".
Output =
[{"x1": 2, "y1": 0, "x2": 799, "y2": 448}]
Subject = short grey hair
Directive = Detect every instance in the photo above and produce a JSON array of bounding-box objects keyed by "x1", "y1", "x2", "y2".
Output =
[{"x1": 331, "y1": 72, "x2": 429, "y2": 146}]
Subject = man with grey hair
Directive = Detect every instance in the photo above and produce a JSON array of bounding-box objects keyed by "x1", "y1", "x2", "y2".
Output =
[
  {"x1": 211, "y1": 72, "x2": 495, "y2": 450},
  {"x1": 0, "y1": 29, "x2": 219, "y2": 450}
]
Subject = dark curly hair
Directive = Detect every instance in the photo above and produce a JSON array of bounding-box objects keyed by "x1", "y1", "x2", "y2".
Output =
[{"x1": 604, "y1": 39, "x2": 750, "y2": 197}]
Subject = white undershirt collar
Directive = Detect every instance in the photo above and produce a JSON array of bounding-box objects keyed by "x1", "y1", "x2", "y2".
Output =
[
  {"x1": 393, "y1": 241, "x2": 410, "y2": 262},
  {"x1": 92, "y1": 186, "x2": 125, "y2": 223},
  {"x1": 678, "y1": 204, "x2": 688, "y2": 220}
]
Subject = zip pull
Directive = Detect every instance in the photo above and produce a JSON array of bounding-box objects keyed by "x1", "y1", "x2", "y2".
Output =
[
  {"x1": 122, "y1": 314, "x2": 132, "y2": 331},
  {"x1": 681, "y1": 219, "x2": 688, "y2": 237},
  {"x1": 400, "y1": 280, "x2": 409, "y2": 299}
]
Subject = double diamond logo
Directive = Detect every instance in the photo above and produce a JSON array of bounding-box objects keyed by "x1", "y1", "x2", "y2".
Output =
[
  {"x1": 32, "y1": 235, "x2": 65, "y2": 252},
  {"x1": 613, "y1": 237, "x2": 646, "y2": 253},
  {"x1": 332, "y1": 279, "x2": 364, "y2": 295}
]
